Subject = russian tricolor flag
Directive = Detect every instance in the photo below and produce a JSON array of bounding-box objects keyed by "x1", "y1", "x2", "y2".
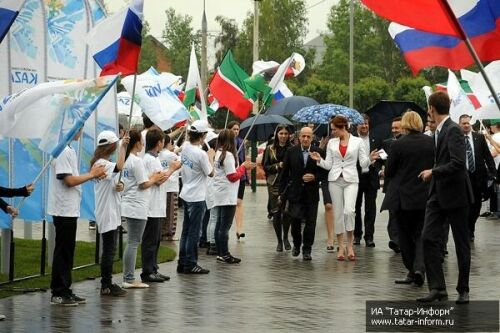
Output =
[
  {"x1": 86, "y1": 0, "x2": 143, "y2": 76},
  {"x1": 386, "y1": 0, "x2": 500, "y2": 74},
  {"x1": 0, "y1": 0, "x2": 25, "y2": 43}
]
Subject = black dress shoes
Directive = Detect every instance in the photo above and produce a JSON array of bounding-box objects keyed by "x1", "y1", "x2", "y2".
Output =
[
  {"x1": 284, "y1": 239, "x2": 291, "y2": 251},
  {"x1": 395, "y1": 276, "x2": 414, "y2": 284},
  {"x1": 366, "y1": 240, "x2": 376, "y2": 248},
  {"x1": 413, "y1": 272, "x2": 425, "y2": 287},
  {"x1": 302, "y1": 250, "x2": 312, "y2": 261},
  {"x1": 292, "y1": 246, "x2": 300, "y2": 257},
  {"x1": 353, "y1": 237, "x2": 361, "y2": 245},
  {"x1": 276, "y1": 242, "x2": 283, "y2": 252},
  {"x1": 417, "y1": 289, "x2": 448, "y2": 302},
  {"x1": 456, "y1": 291, "x2": 469, "y2": 304},
  {"x1": 388, "y1": 240, "x2": 401, "y2": 253}
]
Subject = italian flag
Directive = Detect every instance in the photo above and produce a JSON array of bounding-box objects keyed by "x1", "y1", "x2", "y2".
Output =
[
  {"x1": 209, "y1": 50, "x2": 253, "y2": 120},
  {"x1": 184, "y1": 44, "x2": 207, "y2": 121}
]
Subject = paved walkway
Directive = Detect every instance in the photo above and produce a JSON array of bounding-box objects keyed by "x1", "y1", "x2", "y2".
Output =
[{"x1": 1, "y1": 186, "x2": 500, "y2": 332}]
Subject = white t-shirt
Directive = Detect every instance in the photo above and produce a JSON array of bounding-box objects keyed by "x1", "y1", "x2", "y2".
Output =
[
  {"x1": 47, "y1": 146, "x2": 82, "y2": 217},
  {"x1": 491, "y1": 132, "x2": 500, "y2": 167},
  {"x1": 144, "y1": 152, "x2": 167, "y2": 218},
  {"x1": 213, "y1": 151, "x2": 239, "y2": 206},
  {"x1": 121, "y1": 154, "x2": 150, "y2": 220},
  {"x1": 139, "y1": 129, "x2": 147, "y2": 157},
  {"x1": 93, "y1": 159, "x2": 121, "y2": 234},
  {"x1": 205, "y1": 176, "x2": 215, "y2": 210},
  {"x1": 179, "y1": 142, "x2": 213, "y2": 202},
  {"x1": 159, "y1": 149, "x2": 180, "y2": 193}
]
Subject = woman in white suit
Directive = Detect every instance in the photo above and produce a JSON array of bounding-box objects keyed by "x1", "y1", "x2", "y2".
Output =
[{"x1": 310, "y1": 116, "x2": 378, "y2": 261}]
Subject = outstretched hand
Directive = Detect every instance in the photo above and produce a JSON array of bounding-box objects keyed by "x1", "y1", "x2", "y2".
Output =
[{"x1": 309, "y1": 151, "x2": 321, "y2": 161}]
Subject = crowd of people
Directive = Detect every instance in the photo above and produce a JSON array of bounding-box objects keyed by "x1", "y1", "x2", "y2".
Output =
[{"x1": 1, "y1": 90, "x2": 498, "y2": 307}]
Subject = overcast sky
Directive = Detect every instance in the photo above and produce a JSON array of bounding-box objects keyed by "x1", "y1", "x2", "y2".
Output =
[{"x1": 105, "y1": 0, "x2": 336, "y2": 43}]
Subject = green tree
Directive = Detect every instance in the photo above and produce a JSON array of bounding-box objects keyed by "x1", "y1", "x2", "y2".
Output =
[
  {"x1": 161, "y1": 8, "x2": 197, "y2": 78},
  {"x1": 354, "y1": 76, "x2": 392, "y2": 112},
  {"x1": 393, "y1": 76, "x2": 430, "y2": 110},
  {"x1": 213, "y1": 16, "x2": 239, "y2": 66}
]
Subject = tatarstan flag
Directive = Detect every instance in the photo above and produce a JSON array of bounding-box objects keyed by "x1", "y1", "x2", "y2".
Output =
[{"x1": 209, "y1": 50, "x2": 253, "y2": 120}]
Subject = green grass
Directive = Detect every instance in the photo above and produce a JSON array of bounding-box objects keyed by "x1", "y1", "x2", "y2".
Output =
[{"x1": 0, "y1": 238, "x2": 176, "y2": 299}]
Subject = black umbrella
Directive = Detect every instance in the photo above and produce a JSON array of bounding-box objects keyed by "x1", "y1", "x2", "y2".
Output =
[
  {"x1": 239, "y1": 114, "x2": 293, "y2": 142},
  {"x1": 365, "y1": 101, "x2": 426, "y2": 143},
  {"x1": 265, "y1": 96, "x2": 319, "y2": 116}
]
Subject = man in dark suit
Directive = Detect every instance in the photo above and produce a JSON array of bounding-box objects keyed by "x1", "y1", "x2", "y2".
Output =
[
  {"x1": 380, "y1": 117, "x2": 402, "y2": 253},
  {"x1": 418, "y1": 91, "x2": 473, "y2": 304},
  {"x1": 458, "y1": 114, "x2": 496, "y2": 242},
  {"x1": 354, "y1": 114, "x2": 380, "y2": 247},
  {"x1": 279, "y1": 126, "x2": 325, "y2": 261}
]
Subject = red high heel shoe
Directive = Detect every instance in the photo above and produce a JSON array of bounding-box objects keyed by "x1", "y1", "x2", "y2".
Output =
[
  {"x1": 348, "y1": 254, "x2": 356, "y2": 261},
  {"x1": 337, "y1": 247, "x2": 345, "y2": 261}
]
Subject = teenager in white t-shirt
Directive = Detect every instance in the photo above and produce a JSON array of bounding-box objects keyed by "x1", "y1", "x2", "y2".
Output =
[
  {"x1": 121, "y1": 130, "x2": 172, "y2": 289},
  {"x1": 142, "y1": 129, "x2": 182, "y2": 282},
  {"x1": 158, "y1": 134, "x2": 181, "y2": 241},
  {"x1": 213, "y1": 130, "x2": 255, "y2": 264},
  {"x1": 48, "y1": 128, "x2": 107, "y2": 306},
  {"x1": 178, "y1": 120, "x2": 215, "y2": 274},
  {"x1": 91, "y1": 130, "x2": 129, "y2": 297}
]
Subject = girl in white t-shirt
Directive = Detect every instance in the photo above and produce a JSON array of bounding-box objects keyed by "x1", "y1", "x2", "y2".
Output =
[
  {"x1": 121, "y1": 130, "x2": 169, "y2": 289},
  {"x1": 91, "y1": 130, "x2": 129, "y2": 297},
  {"x1": 213, "y1": 129, "x2": 255, "y2": 264}
]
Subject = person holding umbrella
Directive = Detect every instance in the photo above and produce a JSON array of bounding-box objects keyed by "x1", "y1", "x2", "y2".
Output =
[{"x1": 310, "y1": 116, "x2": 379, "y2": 261}]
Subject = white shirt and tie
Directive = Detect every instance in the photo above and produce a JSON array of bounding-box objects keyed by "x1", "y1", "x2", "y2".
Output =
[
  {"x1": 464, "y1": 132, "x2": 475, "y2": 173},
  {"x1": 358, "y1": 132, "x2": 370, "y2": 173}
]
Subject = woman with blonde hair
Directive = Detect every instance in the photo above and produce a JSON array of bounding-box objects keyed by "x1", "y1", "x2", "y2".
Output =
[{"x1": 381, "y1": 111, "x2": 434, "y2": 286}]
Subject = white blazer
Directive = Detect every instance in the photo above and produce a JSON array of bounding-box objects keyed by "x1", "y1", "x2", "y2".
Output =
[{"x1": 318, "y1": 135, "x2": 370, "y2": 183}]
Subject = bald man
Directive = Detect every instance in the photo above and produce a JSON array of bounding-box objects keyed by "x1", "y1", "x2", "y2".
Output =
[{"x1": 279, "y1": 127, "x2": 326, "y2": 260}]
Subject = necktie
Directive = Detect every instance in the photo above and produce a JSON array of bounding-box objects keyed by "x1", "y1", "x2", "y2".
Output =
[
  {"x1": 302, "y1": 149, "x2": 308, "y2": 166},
  {"x1": 465, "y1": 136, "x2": 475, "y2": 173}
]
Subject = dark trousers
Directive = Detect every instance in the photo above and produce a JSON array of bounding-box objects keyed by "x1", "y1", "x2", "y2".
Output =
[
  {"x1": 51, "y1": 216, "x2": 77, "y2": 296},
  {"x1": 387, "y1": 210, "x2": 399, "y2": 245},
  {"x1": 422, "y1": 196, "x2": 470, "y2": 293},
  {"x1": 354, "y1": 176, "x2": 377, "y2": 241},
  {"x1": 468, "y1": 176, "x2": 483, "y2": 237},
  {"x1": 289, "y1": 200, "x2": 318, "y2": 251},
  {"x1": 199, "y1": 208, "x2": 210, "y2": 245},
  {"x1": 141, "y1": 217, "x2": 162, "y2": 277},
  {"x1": 214, "y1": 205, "x2": 237, "y2": 256},
  {"x1": 396, "y1": 210, "x2": 425, "y2": 275},
  {"x1": 101, "y1": 229, "x2": 118, "y2": 288},
  {"x1": 179, "y1": 201, "x2": 206, "y2": 268}
]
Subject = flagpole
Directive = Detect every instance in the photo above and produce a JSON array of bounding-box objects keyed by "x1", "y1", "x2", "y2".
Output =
[
  {"x1": 224, "y1": 109, "x2": 230, "y2": 129},
  {"x1": 15, "y1": 158, "x2": 53, "y2": 211},
  {"x1": 126, "y1": 74, "x2": 138, "y2": 130},
  {"x1": 236, "y1": 98, "x2": 268, "y2": 155},
  {"x1": 441, "y1": 0, "x2": 500, "y2": 112}
]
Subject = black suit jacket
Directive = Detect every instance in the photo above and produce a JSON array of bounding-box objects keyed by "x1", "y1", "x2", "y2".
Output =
[
  {"x1": 279, "y1": 145, "x2": 325, "y2": 203},
  {"x1": 430, "y1": 118, "x2": 473, "y2": 209},
  {"x1": 355, "y1": 133, "x2": 381, "y2": 190},
  {"x1": 468, "y1": 132, "x2": 496, "y2": 194},
  {"x1": 381, "y1": 132, "x2": 435, "y2": 211},
  {"x1": 380, "y1": 135, "x2": 401, "y2": 193},
  {"x1": 0, "y1": 186, "x2": 29, "y2": 213}
]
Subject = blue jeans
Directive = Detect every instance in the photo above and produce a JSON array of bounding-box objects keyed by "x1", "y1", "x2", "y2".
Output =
[
  {"x1": 179, "y1": 201, "x2": 206, "y2": 267},
  {"x1": 208, "y1": 207, "x2": 219, "y2": 244},
  {"x1": 214, "y1": 205, "x2": 237, "y2": 256},
  {"x1": 123, "y1": 217, "x2": 147, "y2": 283}
]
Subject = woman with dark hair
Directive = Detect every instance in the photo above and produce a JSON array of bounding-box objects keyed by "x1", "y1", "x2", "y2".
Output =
[
  {"x1": 228, "y1": 121, "x2": 248, "y2": 240},
  {"x1": 263, "y1": 124, "x2": 293, "y2": 251},
  {"x1": 213, "y1": 129, "x2": 256, "y2": 263},
  {"x1": 121, "y1": 130, "x2": 172, "y2": 289},
  {"x1": 91, "y1": 130, "x2": 129, "y2": 296},
  {"x1": 310, "y1": 116, "x2": 378, "y2": 261}
]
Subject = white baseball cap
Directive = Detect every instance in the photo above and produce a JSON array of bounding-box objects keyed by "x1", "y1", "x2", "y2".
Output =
[
  {"x1": 189, "y1": 120, "x2": 210, "y2": 133},
  {"x1": 97, "y1": 130, "x2": 119, "y2": 146}
]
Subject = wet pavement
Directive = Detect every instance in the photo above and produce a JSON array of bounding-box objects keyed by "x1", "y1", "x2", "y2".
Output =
[{"x1": 1, "y1": 186, "x2": 500, "y2": 332}]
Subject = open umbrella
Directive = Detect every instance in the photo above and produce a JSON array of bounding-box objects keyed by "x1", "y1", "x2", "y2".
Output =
[
  {"x1": 366, "y1": 101, "x2": 426, "y2": 143},
  {"x1": 293, "y1": 104, "x2": 364, "y2": 125},
  {"x1": 265, "y1": 96, "x2": 319, "y2": 116},
  {"x1": 239, "y1": 114, "x2": 293, "y2": 141}
]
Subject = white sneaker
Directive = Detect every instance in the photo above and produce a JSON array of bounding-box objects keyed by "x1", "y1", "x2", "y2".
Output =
[{"x1": 122, "y1": 281, "x2": 149, "y2": 289}]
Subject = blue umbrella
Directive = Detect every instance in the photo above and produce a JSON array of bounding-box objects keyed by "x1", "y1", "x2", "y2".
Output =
[
  {"x1": 292, "y1": 104, "x2": 364, "y2": 125},
  {"x1": 265, "y1": 96, "x2": 319, "y2": 116}
]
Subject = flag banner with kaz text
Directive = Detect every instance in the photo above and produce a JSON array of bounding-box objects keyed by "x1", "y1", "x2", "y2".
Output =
[{"x1": 0, "y1": 75, "x2": 119, "y2": 158}]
